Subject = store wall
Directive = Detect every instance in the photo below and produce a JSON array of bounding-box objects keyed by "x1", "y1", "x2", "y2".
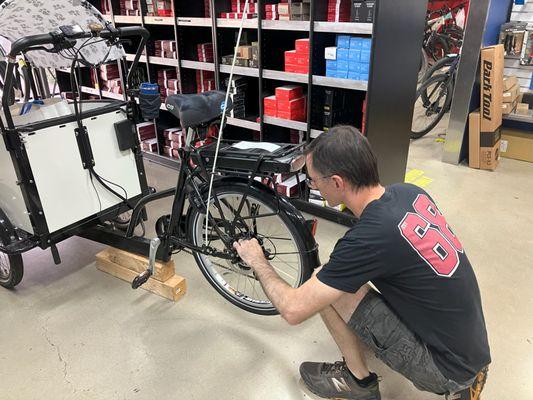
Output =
[{"x1": 482, "y1": 0, "x2": 512, "y2": 46}]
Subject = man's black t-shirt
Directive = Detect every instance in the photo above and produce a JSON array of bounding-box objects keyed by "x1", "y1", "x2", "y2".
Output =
[{"x1": 317, "y1": 183, "x2": 491, "y2": 383}]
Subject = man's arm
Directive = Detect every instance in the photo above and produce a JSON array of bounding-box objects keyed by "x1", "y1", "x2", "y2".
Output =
[{"x1": 234, "y1": 239, "x2": 343, "y2": 325}]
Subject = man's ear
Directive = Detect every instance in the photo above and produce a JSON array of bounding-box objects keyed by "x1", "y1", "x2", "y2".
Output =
[{"x1": 331, "y1": 175, "x2": 344, "y2": 190}]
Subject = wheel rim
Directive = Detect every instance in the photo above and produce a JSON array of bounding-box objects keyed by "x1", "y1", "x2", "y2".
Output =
[
  {"x1": 412, "y1": 78, "x2": 449, "y2": 135},
  {"x1": 193, "y1": 192, "x2": 303, "y2": 311},
  {"x1": 0, "y1": 252, "x2": 11, "y2": 281}
]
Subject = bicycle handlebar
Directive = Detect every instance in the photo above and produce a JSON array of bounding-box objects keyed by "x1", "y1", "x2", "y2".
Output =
[{"x1": 8, "y1": 25, "x2": 149, "y2": 58}]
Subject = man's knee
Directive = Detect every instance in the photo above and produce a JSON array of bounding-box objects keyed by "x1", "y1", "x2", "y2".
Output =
[{"x1": 331, "y1": 284, "x2": 372, "y2": 324}]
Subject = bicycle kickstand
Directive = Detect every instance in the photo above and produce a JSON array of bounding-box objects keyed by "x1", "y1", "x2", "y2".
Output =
[{"x1": 132, "y1": 237, "x2": 161, "y2": 289}]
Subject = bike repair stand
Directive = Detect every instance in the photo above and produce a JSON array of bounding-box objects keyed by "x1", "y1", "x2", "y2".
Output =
[{"x1": 95, "y1": 238, "x2": 187, "y2": 302}]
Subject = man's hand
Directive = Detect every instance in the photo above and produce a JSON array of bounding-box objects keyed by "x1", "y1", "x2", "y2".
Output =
[{"x1": 233, "y1": 238, "x2": 267, "y2": 268}]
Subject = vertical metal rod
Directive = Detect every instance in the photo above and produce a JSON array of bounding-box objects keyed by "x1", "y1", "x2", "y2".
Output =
[
  {"x1": 257, "y1": 0, "x2": 264, "y2": 141},
  {"x1": 306, "y1": 0, "x2": 315, "y2": 143},
  {"x1": 210, "y1": 0, "x2": 221, "y2": 90}
]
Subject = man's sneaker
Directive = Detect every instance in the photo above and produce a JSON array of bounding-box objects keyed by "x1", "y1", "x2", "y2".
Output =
[
  {"x1": 300, "y1": 360, "x2": 380, "y2": 400},
  {"x1": 445, "y1": 366, "x2": 489, "y2": 400}
]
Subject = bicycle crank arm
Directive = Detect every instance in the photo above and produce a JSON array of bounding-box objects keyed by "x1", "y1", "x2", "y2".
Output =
[{"x1": 131, "y1": 237, "x2": 160, "y2": 289}]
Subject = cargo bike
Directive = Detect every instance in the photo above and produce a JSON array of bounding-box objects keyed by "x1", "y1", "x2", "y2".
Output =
[{"x1": 0, "y1": 0, "x2": 318, "y2": 315}]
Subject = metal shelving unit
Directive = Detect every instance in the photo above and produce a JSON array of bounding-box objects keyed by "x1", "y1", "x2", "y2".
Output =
[{"x1": 57, "y1": 0, "x2": 427, "y2": 226}]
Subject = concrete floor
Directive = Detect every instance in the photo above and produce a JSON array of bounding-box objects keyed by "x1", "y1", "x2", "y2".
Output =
[{"x1": 1, "y1": 134, "x2": 532, "y2": 400}]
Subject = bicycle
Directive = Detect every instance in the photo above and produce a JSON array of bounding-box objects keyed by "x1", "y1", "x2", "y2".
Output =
[
  {"x1": 125, "y1": 91, "x2": 319, "y2": 315},
  {"x1": 411, "y1": 54, "x2": 460, "y2": 139}
]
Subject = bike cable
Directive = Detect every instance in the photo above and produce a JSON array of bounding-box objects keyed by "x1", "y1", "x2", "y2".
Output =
[{"x1": 203, "y1": 0, "x2": 251, "y2": 245}]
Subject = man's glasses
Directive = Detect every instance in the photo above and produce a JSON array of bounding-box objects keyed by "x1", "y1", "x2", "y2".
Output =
[{"x1": 305, "y1": 175, "x2": 332, "y2": 189}]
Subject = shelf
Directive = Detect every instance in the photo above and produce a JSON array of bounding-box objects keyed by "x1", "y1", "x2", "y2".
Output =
[
  {"x1": 217, "y1": 18, "x2": 259, "y2": 29},
  {"x1": 114, "y1": 15, "x2": 142, "y2": 24},
  {"x1": 503, "y1": 111, "x2": 533, "y2": 124},
  {"x1": 310, "y1": 130, "x2": 323, "y2": 139},
  {"x1": 148, "y1": 56, "x2": 179, "y2": 67},
  {"x1": 176, "y1": 17, "x2": 211, "y2": 27},
  {"x1": 180, "y1": 60, "x2": 215, "y2": 71},
  {"x1": 263, "y1": 69, "x2": 309, "y2": 84},
  {"x1": 80, "y1": 86, "x2": 125, "y2": 100},
  {"x1": 219, "y1": 64, "x2": 259, "y2": 77},
  {"x1": 125, "y1": 54, "x2": 148, "y2": 63},
  {"x1": 314, "y1": 21, "x2": 373, "y2": 35},
  {"x1": 264, "y1": 115, "x2": 307, "y2": 130},
  {"x1": 262, "y1": 20, "x2": 310, "y2": 31},
  {"x1": 226, "y1": 117, "x2": 260, "y2": 131},
  {"x1": 144, "y1": 16, "x2": 174, "y2": 25},
  {"x1": 142, "y1": 151, "x2": 180, "y2": 170},
  {"x1": 313, "y1": 75, "x2": 368, "y2": 91}
]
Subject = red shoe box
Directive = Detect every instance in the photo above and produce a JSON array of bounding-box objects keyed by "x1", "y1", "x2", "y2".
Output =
[
  {"x1": 278, "y1": 108, "x2": 306, "y2": 121},
  {"x1": 167, "y1": 79, "x2": 180, "y2": 91},
  {"x1": 295, "y1": 39, "x2": 310, "y2": 54},
  {"x1": 264, "y1": 95, "x2": 277, "y2": 109},
  {"x1": 137, "y1": 122, "x2": 157, "y2": 141},
  {"x1": 275, "y1": 85, "x2": 304, "y2": 102},
  {"x1": 141, "y1": 138, "x2": 158, "y2": 153},
  {"x1": 264, "y1": 95, "x2": 277, "y2": 116},
  {"x1": 285, "y1": 50, "x2": 298, "y2": 65},
  {"x1": 278, "y1": 96, "x2": 306, "y2": 112},
  {"x1": 164, "y1": 127, "x2": 183, "y2": 143}
]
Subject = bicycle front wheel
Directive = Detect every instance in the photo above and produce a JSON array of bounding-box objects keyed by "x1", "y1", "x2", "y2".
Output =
[
  {"x1": 187, "y1": 180, "x2": 313, "y2": 315},
  {"x1": 411, "y1": 74, "x2": 453, "y2": 139}
]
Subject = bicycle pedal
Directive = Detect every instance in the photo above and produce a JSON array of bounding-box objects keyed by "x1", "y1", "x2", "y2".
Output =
[{"x1": 132, "y1": 270, "x2": 152, "y2": 289}]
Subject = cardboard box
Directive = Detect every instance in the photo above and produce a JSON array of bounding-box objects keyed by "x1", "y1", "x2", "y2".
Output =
[
  {"x1": 480, "y1": 140, "x2": 500, "y2": 171},
  {"x1": 500, "y1": 128, "x2": 533, "y2": 163},
  {"x1": 468, "y1": 111, "x2": 480, "y2": 168},
  {"x1": 237, "y1": 45, "x2": 253, "y2": 60},
  {"x1": 502, "y1": 99, "x2": 518, "y2": 114},
  {"x1": 503, "y1": 75, "x2": 518, "y2": 91},
  {"x1": 502, "y1": 84, "x2": 520, "y2": 103},
  {"x1": 516, "y1": 103, "x2": 529, "y2": 115},
  {"x1": 480, "y1": 45, "x2": 504, "y2": 132}
]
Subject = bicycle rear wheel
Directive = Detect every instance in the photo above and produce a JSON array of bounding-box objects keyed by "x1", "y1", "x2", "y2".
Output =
[
  {"x1": 187, "y1": 180, "x2": 313, "y2": 315},
  {"x1": 411, "y1": 74, "x2": 453, "y2": 139}
]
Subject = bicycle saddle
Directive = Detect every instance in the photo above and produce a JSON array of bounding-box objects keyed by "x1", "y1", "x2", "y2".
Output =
[{"x1": 165, "y1": 91, "x2": 233, "y2": 129}]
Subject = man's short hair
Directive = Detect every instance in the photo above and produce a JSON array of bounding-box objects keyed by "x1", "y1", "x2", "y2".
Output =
[{"x1": 304, "y1": 125, "x2": 380, "y2": 190}]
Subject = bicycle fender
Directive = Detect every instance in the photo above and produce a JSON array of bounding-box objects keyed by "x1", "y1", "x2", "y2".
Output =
[{"x1": 198, "y1": 176, "x2": 321, "y2": 269}]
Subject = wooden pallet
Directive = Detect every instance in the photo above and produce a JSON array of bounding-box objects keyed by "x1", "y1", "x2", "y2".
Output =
[{"x1": 96, "y1": 248, "x2": 186, "y2": 302}]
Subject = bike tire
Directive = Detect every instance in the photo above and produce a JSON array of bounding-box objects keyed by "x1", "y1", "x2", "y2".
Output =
[
  {"x1": 418, "y1": 49, "x2": 430, "y2": 83},
  {"x1": 0, "y1": 252, "x2": 24, "y2": 289},
  {"x1": 428, "y1": 34, "x2": 450, "y2": 61},
  {"x1": 411, "y1": 74, "x2": 453, "y2": 139},
  {"x1": 187, "y1": 180, "x2": 313, "y2": 315},
  {"x1": 421, "y1": 55, "x2": 456, "y2": 84}
]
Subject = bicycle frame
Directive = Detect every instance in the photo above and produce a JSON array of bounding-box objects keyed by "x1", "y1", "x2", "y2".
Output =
[{"x1": 126, "y1": 125, "x2": 292, "y2": 264}]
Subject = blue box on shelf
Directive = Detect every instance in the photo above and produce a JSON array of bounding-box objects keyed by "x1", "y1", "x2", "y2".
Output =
[
  {"x1": 348, "y1": 62, "x2": 361, "y2": 72},
  {"x1": 349, "y1": 37, "x2": 363, "y2": 50},
  {"x1": 359, "y1": 71, "x2": 369, "y2": 81},
  {"x1": 336, "y1": 35, "x2": 351, "y2": 49},
  {"x1": 336, "y1": 70, "x2": 349, "y2": 79},
  {"x1": 326, "y1": 69, "x2": 337, "y2": 77},
  {"x1": 337, "y1": 48, "x2": 350, "y2": 60},
  {"x1": 337, "y1": 60, "x2": 349, "y2": 71},
  {"x1": 349, "y1": 49, "x2": 361, "y2": 61},
  {"x1": 359, "y1": 63, "x2": 370, "y2": 73},
  {"x1": 348, "y1": 71, "x2": 359, "y2": 80},
  {"x1": 360, "y1": 50, "x2": 371, "y2": 63},
  {"x1": 362, "y1": 39, "x2": 372, "y2": 50},
  {"x1": 326, "y1": 60, "x2": 337, "y2": 70}
]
